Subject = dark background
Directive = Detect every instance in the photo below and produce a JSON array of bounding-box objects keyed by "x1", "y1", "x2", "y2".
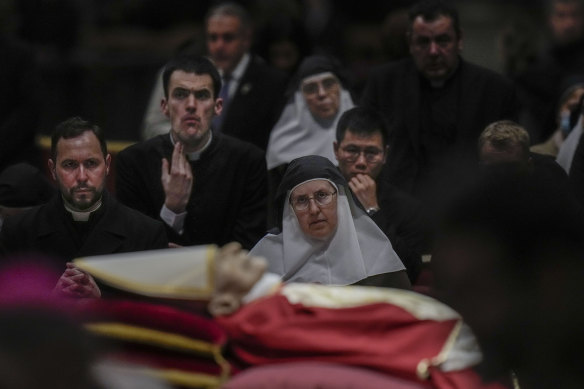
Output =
[{"x1": 1, "y1": 0, "x2": 549, "y2": 141}]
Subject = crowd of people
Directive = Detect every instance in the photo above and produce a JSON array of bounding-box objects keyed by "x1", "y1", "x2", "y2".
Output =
[{"x1": 1, "y1": 0, "x2": 584, "y2": 388}]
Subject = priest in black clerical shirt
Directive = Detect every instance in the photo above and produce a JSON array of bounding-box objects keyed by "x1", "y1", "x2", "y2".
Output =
[
  {"x1": 0, "y1": 117, "x2": 168, "y2": 293},
  {"x1": 361, "y1": 0, "x2": 519, "y2": 201}
]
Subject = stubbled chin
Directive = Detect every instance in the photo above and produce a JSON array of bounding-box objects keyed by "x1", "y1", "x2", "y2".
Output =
[
  {"x1": 182, "y1": 122, "x2": 200, "y2": 130},
  {"x1": 181, "y1": 127, "x2": 203, "y2": 138}
]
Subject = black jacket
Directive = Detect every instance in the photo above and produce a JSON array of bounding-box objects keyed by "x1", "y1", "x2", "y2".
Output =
[
  {"x1": 219, "y1": 55, "x2": 288, "y2": 150},
  {"x1": 362, "y1": 58, "x2": 519, "y2": 197},
  {"x1": 0, "y1": 192, "x2": 168, "y2": 271},
  {"x1": 115, "y1": 132, "x2": 268, "y2": 249}
]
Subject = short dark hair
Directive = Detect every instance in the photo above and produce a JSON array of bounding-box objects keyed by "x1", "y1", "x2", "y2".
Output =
[
  {"x1": 408, "y1": 0, "x2": 461, "y2": 39},
  {"x1": 204, "y1": 2, "x2": 252, "y2": 35},
  {"x1": 162, "y1": 54, "x2": 222, "y2": 99},
  {"x1": 336, "y1": 107, "x2": 389, "y2": 148},
  {"x1": 51, "y1": 117, "x2": 107, "y2": 161}
]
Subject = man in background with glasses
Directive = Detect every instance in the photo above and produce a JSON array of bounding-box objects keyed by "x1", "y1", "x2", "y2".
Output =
[{"x1": 334, "y1": 107, "x2": 427, "y2": 284}]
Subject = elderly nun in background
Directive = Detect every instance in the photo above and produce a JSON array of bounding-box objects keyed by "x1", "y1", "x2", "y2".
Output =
[
  {"x1": 250, "y1": 155, "x2": 410, "y2": 289},
  {"x1": 265, "y1": 55, "x2": 355, "y2": 225}
]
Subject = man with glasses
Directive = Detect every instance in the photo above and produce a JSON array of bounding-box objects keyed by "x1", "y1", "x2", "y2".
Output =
[
  {"x1": 361, "y1": 0, "x2": 518, "y2": 201},
  {"x1": 334, "y1": 107, "x2": 427, "y2": 283}
]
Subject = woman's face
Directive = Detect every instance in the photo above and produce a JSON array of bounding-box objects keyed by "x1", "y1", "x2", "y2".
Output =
[
  {"x1": 289, "y1": 179, "x2": 338, "y2": 240},
  {"x1": 300, "y1": 72, "x2": 341, "y2": 120}
]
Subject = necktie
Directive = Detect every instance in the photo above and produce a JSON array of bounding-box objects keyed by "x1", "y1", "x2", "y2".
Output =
[{"x1": 213, "y1": 74, "x2": 231, "y2": 132}]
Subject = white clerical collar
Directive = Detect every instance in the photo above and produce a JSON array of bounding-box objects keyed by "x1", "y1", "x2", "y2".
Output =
[
  {"x1": 63, "y1": 196, "x2": 102, "y2": 222},
  {"x1": 169, "y1": 131, "x2": 213, "y2": 161}
]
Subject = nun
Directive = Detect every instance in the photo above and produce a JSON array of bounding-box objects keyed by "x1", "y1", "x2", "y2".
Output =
[
  {"x1": 265, "y1": 55, "x2": 355, "y2": 225},
  {"x1": 251, "y1": 155, "x2": 410, "y2": 289}
]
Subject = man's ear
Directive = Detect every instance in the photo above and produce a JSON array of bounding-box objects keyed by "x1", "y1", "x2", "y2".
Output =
[
  {"x1": 382, "y1": 145, "x2": 389, "y2": 164},
  {"x1": 105, "y1": 154, "x2": 112, "y2": 176},
  {"x1": 214, "y1": 98, "x2": 223, "y2": 117},
  {"x1": 48, "y1": 159, "x2": 57, "y2": 181},
  {"x1": 333, "y1": 141, "x2": 340, "y2": 161},
  {"x1": 161, "y1": 98, "x2": 170, "y2": 118}
]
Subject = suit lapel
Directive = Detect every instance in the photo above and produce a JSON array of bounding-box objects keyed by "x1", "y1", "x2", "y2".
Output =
[
  {"x1": 233, "y1": 57, "x2": 255, "y2": 100},
  {"x1": 225, "y1": 58, "x2": 254, "y2": 127}
]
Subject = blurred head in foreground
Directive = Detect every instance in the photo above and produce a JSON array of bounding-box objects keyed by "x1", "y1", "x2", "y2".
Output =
[{"x1": 432, "y1": 168, "x2": 584, "y2": 387}]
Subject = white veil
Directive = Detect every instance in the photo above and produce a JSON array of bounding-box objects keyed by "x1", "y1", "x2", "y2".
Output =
[{"x1": 250, "y1": 158, "x2": 405, "y2": 285}]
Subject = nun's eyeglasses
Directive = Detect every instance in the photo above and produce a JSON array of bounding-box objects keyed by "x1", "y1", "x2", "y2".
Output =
[
  {"x1": 301, "y1": 77, "x2": 339, "y2": 95},
  {"x1": 290, "y1": 190, "x2": 337, "y2": 211}
]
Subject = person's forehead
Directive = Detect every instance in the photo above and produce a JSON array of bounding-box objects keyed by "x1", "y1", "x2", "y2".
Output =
[
  {"x1": 301, "y1": 72, "x2": 336, "y2": 85},
  {"x1": 207, "y1": 14, "x2": 243, "y2": 33},
  {"x1": 169, "y1": 71, "x2": 213, "y2": 90},
  {"x1": 340, "y1": 130, "x2": 384, "y2": 147},
  {"x1": 292, "y1": 179, "x2": 335, "y2": 195},
  {"x1": 411, "y1": 14, "x2": 456, "y2": 36},
  {"x1": 56, "y1": 132, "x2": 103, "y2": 159},
  {"x1": 480, "y1": 142, "x2": 523, "y2": 162}
]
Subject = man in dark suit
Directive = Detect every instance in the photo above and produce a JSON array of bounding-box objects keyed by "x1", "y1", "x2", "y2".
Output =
[
  {"x1": 206, "y1": 2, "x2": 288, "y2": 150},
  {"x1": 361, "y1": 0, "x2": 519, "y2": 201},
  {"x1": 333, "y1": 107, "x2": 427, "y2": 283},
  {"x1": 116, "y1": 55, "x2": 267, "y2": 250},
  {"x1": 0, "y1": 117, "x2": 168, "y2": 295}
]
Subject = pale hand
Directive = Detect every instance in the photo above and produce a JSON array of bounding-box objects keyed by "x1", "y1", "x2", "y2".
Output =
[
  {"x1": 348, "y1": 174, "x2": 379, "y2": 210},
  {"x1": 161, "y1": 142, "x2": 193, "y2": 213},
  {"x1": 53, "y1": 263, "x2": 101, "y2": 299}
]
